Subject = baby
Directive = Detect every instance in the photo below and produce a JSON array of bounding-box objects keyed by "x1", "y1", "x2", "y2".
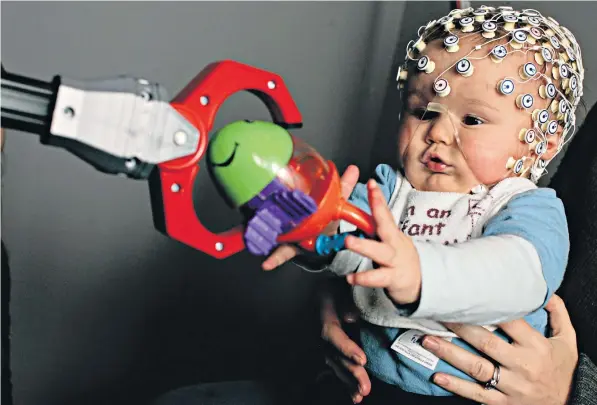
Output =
[{"x1": 264, "y1": 5, "x2": 584, "y2": 400}]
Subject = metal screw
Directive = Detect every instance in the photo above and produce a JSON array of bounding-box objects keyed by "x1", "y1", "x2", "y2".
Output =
[
  {"x1": 171, "y1": 183, "x2": 181, "y2": 192},
  {"x1": 63, "y1": 107, "x2": 75, "y2": 118},
  {"x1": 125, "y1": 159, "x2": 137, "y2": 170},
  {"x1": 140, "y1": 90, "x2": 152, "y2": 101},
  {"x1": 200, "y1": 96, "x2": 209, "y2": 106},
  {"x1": 215, "y1": 242, "x2": 224, "y2": 251},
  {"x1": 173, "y1": 130, "x2": 188, "y2": 146},
  {"x1": 267, "y1": 81, "x2": 276, "y2": 90}
]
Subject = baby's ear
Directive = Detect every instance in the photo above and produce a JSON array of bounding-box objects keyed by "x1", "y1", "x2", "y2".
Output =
[{"x1": 540, "y1": 123, "x2": 564, "y2": 161}]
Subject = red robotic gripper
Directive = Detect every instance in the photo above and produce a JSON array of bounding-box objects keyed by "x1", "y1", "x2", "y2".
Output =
[{"x1": 148, "y1": 60, "x2": 304, "y2": 259}]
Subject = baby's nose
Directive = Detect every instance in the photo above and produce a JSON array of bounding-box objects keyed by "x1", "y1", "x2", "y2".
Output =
[{"x1": 424, "y1": 114, "x2": 456, "y2": 145}]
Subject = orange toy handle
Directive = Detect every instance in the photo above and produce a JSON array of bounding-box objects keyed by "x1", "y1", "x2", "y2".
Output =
[
  {"x1": 277, "y1": 161, "x2": 376, "y2": 252},
  {"x1": 297, "y1": 201, "x2": 376, "y2": 252},
  {"x1": 338, "y1": 200, "x2": 376, "y2": 236}
]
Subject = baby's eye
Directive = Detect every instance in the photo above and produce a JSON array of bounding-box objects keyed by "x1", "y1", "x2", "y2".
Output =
[{"x1": 463, "y1": 115, "x2": 485, "y2": 126}]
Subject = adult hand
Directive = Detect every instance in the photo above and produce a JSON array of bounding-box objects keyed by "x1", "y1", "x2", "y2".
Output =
[
  {"x1": 261, "y1": 164, "x2": 361, "y2": 271},
  {"x1": 421, "y1": 295, "x2": 578, "y2": 405},
  {"x1": 320, "y1": 284, "x2": 371, "y2": 403}
]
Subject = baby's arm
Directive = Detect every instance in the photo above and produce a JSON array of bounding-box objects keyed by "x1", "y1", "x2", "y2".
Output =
[
  {"x1": 407, "y1": 188, "x2": 569, "y2": 325},
  {"x1": 292, "y1": 164, "x2": 398, "y2": 274}
]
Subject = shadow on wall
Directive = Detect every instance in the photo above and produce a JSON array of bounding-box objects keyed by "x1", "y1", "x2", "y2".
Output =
[{"x1": 56, "y1": 247, "x2": 326, "y2": 405}]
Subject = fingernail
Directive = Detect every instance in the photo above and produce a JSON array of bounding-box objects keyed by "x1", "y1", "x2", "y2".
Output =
[
  {"x1": 353, "y1": 354, "x2": 364, "y2": 365},
  {"x1": 346, "y1": 275, "x2": 355, "y2": 284},
  {"x1": 422, "y1": 336, "x2": 440, "y2": 351},
  {"x1": 434, "y1": 374, "x2": 449, "y2": 386},
  {"x1": 344, "y1": 314, "x2": 357, "y2": 323}
]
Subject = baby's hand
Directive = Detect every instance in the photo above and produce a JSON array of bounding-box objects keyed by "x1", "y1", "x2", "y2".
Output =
[
  {"x1": 344, "y1": 180, "x2": 422, "y2": 305},
  {"x1": 261, "y1": 165, "x2": 361, "y2": 271}
]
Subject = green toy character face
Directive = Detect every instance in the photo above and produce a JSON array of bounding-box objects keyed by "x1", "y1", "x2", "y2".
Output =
[{"x1": 207, "y1": 120, "x2": 294, "y2": 207}]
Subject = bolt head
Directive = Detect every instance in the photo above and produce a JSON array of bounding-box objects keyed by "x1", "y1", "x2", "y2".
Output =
[
  {"x1": 215, "y1": 242, "x2": 224, "y2": 251},
  {"x1": 125, "y1": 159, "x2": 136, "y2": 170},
  {"x1": 171, "y1": 183, "x2": 181, "y2": 192},
  {"x1": 267, "y1": 81, "x2": 276, "y2": 90},
  {"x1": 200, "y1": 96, "x2": 209, "y2": 106},
  {"x1": 63, "y1": 107, "x2": 75, "y2": 118},
  {"x1": 173, "y1": 131, "x2": 188, "y2": 146}
]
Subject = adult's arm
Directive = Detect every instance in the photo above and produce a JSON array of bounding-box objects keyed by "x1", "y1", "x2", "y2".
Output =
[{"x1": 569, "y1": 354, "x2": 597, "y2": 405}]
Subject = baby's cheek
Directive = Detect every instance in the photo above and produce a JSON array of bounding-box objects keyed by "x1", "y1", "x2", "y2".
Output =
[
  {"x1": 397, "y1": 128, "x2": 413, "y2": 157},
  {"x1": 461, "y1": 142, "x2": 514, "y2": 185}
]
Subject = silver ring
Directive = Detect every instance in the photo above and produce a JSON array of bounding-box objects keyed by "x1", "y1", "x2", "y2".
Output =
[{"x1": 484, "y1": 364, "x2": 501, "y2": 390}]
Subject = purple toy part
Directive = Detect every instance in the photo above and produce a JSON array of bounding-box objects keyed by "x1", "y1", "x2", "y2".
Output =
[
  {"x1": 243, "y1": 177, "x2": 317, "y2": 256},
  {"x1": 245, "y1": 177, "x2": 287, "y2": 211}
]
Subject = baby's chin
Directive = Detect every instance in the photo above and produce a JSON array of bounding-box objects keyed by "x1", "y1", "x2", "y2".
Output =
[{"x1": 408, "y1": 171, "x2": 480, "y2": 194}]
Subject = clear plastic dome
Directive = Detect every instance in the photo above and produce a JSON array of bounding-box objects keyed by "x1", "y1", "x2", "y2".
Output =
[{"x1": 275, "y1": 136, "x2": 331, "y2": 203}]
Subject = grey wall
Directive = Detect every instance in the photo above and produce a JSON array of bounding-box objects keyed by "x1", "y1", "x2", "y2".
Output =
[{"x1": 1, "y1": 2, "x2": 406, "y2": 405}]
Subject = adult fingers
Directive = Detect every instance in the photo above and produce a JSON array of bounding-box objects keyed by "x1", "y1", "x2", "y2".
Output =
[
  {"x1": 324, "y1": 356, "x2": 359, "y2": 398},
  {"x1": 422, "y1": 336, "x2": 518, "y2": 393},
  {"x1": 321, "y1": 321, "x2": 367, "y2": 367},
  {"x1": 444, "y1": 323, "x2": 515, "y2": 368},
  {"x1": 340, "y1": 165, "x2": 360, "y2": 200},
  {"x1": 338, "y1": 357, "x2": 371, "y2": 397},
  {"x1": 496, "y1": 318, "x2": 544, "y2": 348},
  {"x1": 432, "y1": 372, "x2": 506, "y2": 405},
  {"x1": 545, "y1": 294, "x2": 576, "y2": 343},
  {"x1": 261, "y1": 245, "x2": 299, "y2": 271},
  {"x1": 324, "y1": 356, "x2": 369, "y2": 403}
]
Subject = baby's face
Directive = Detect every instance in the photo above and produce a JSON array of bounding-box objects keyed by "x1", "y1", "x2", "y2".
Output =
[{"x1": 398, "y1": 37, "x2": 552, "y2": 193}]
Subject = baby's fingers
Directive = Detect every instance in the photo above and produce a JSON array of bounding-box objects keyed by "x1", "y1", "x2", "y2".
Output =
[
  {"x1": 262, "y1": 245, "x2": 299, "y2": 271},
  {"x1": 346, "y1": 267, "x2": 393, "y2": 288}
]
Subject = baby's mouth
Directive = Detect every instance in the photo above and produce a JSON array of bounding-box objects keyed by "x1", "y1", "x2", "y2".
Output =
[{"x1": 422, "y1": 151, "x2": 451, "y2": 173}]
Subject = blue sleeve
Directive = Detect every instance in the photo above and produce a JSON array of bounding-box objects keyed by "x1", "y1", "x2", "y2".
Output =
[
  {"x1": 347, "y1": 164, "x2": 397, "y2": 214},
  {"x1": 483, "y1": 188, "x2": 569, "y2": 306}
]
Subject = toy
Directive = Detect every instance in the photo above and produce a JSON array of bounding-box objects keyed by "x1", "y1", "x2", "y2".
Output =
[
  {"x1": 1, "y1": 61, "x2": 375, "y2": 259},
  {"x1": 206, "y1": 120, "x2": 374, "y2": 257}
]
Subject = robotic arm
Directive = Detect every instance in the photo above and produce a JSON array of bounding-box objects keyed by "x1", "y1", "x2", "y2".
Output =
[
  {"x1": 1, "y1": 64, "x2": 199, "y2": 179},
  {"x1": 1, "y1": 61, "x2": 374, "y2": 259}
]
